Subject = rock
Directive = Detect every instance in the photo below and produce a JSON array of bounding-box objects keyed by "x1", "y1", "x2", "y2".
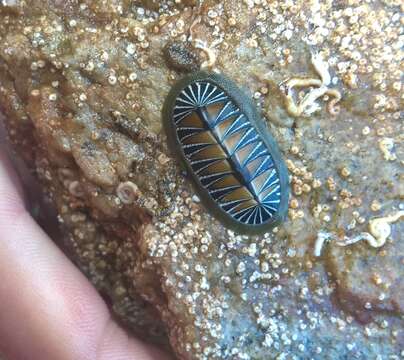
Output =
[{"x1": 0, "y1": 1, "x2": 402, "y2": 359}]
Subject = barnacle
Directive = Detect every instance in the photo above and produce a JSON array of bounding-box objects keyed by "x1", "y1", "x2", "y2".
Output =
[
  {"x1": 117, "y1": 181, "x2": 141, "y2": 204},
  {"x1": 68, "y1": 180, "x2": 85, "y2": 198}
]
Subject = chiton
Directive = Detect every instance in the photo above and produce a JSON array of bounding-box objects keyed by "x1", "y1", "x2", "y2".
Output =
[{"x1": 163, "y1": 72, "x2": 289, "y2": 234}]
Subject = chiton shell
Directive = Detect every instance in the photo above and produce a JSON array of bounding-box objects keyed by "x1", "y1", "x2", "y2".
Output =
[{"x1": 163, "y1": 72, "x2": 289, "y2": 234}]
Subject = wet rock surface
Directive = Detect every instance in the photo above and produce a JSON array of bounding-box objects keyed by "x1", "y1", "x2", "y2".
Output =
[{"x1": 0, "y1": 0, "x2": 403, "y2": 359}]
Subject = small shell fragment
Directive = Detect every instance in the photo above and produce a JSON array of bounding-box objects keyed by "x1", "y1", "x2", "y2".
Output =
[{"x1": 117, "y1": 181, "x2": 141, "y2": 204}]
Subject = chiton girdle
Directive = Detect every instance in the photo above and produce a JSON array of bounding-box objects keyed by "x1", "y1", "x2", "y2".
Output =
[{"x1": 163, "y1": 71, "x2": 289, "y2": 234}]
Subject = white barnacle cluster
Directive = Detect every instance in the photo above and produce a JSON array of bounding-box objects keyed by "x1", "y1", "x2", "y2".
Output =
[
  {"x1": 280, "y1": 53, "x2": 342, "y2": 117},
  {"x1": 314, "y1": 210, "x2": 404, "y2": 256}
]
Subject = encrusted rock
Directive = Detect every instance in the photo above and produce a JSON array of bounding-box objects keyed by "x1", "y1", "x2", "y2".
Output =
[{"x1": 0, "y1": 1, "x2": 402, "y2": 359}]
